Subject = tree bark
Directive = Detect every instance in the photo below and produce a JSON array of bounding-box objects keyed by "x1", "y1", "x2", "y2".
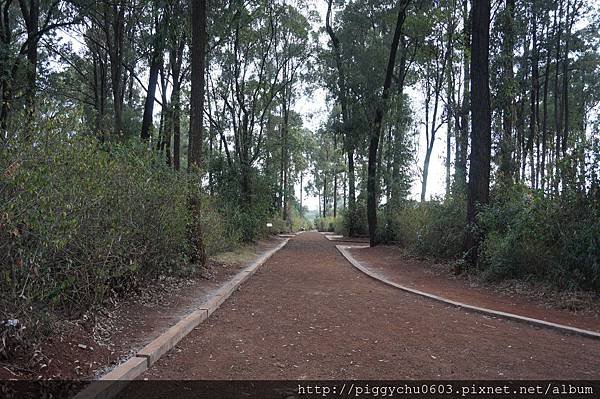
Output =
[
  {"x1": 105, "y1": 0, "x2": 126, "y2": 138},
  {"x1": 455, "y1": 0, "x2": 470, "y2": 190},
  {"x1": 19, "y1": 0, "x2": 39, "y2": 133},
  {"x1": 529, "y1": 2, "x2": 539, "y2": 187},
  {"x1": 499, "y1": 0, "x2": 515, "y2": 180},
  {"x1": 140, "y1": 14, "x2": 163, "y2": 141},
  {"x1": 188, "y1": 0, "x2": 207, "y2": 171},
  {"x1": 553, "y1": 0, "x2": 563, "y2": 194},
  {"x1": 463, "y1": 0, "x2": 491, "y2": 268},
  {"x1": 326, "y1": 0, "x2": 356, "y2": 235},
  {"x1": 367, "y1": 0, "x2": 410, "y2": 247},
  {"x1": 171, "y1": 37, "x2": 184, "y2": 171}
]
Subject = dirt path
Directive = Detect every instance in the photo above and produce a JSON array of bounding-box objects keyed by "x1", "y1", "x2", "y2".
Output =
[
  {"x1": 348, "y1": 246, "x2": 600, "y2": 333},
  {"x1": 122, "y1": 232, "x2": 600, "y2": 386}
]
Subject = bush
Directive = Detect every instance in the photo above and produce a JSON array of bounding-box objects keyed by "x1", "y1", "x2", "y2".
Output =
[
  {"x1": 478, "y1": 183, "x2": 600, "y2": 291},
  {"x1": 0, "y1": 136, "x2": 196, "y2": 321},
  {"x1": 200, "y1": 196, "x2": 242, "y2": 255},
  {"x1": 388, "y1": 194, "x2": 466, "y2": 259},
  {"x1": 314, "y1": 216, "x2": 344, "y2": 232}
]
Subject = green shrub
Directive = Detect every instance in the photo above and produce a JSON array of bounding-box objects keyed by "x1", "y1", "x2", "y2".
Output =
[
  {"x1": 478, "y1": 183, "x2": 600, "y2": 291},
  {"x1": 389, "y1": 194, "x2": 466, "y2": 259},
  {"x1": 200, "y1": 196, "x2": 242, "y2": 255},
  {"x1": 314, "y1": 215, "x2": 344, "y2": 232},
  {"x1": 1, "y1": 136, "x2": 195, "y2": 317}
]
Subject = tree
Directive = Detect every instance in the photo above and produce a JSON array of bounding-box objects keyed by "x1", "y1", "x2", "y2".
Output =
[
  {"x1": 140, "y1": 4, "x2": 168, "y2": 142},
  {"x1": 366, "y1": 0, "x2": 411, "y2": 247},
  {"x1": 189, "y1": 0, "x2": 207, "y2": 170},
  {"x1": 325, "y1": 0, "x2": 357, "y2": 235},
  {"x1": 463, "y1": 0, "x2": 491, "y2": 267},
  {"x1": 419, "y1": 7, "x2": 451, "y2": 202}
]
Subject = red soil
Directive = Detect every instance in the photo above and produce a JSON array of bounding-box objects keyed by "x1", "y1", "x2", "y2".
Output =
[{"x1": 117, "y1": 232, "x2": 599, "y2": 398}]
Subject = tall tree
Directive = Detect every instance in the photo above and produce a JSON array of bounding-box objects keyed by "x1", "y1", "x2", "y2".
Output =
[
  {"x1": 325, "y1": 0, "x2": 356, "y2": 236},
  {"x1": 499, "y1": 0, "x2": 516, "y2": 180},
  {"x1": 189, "y1": 0, "x2": 207, "y2": 170},
  {"x1": 140, "y1": 7, "x2": 167, "y2": 141},
  {"x1": 463, "y1": 0, "x2": 491, "y2": 267},
  {"x1": 367, "y1": 0, "x2": 411, "y2": 247},
  {"x1": 454, "y1": 0, "x2": 470, "y2": 190},
  {"x1": 420, "y1": 10, "x2": 451, "y2": 202}
]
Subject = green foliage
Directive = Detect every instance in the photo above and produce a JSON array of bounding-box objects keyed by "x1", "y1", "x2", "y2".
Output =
[
  {"x1": 199, "y1": 196, "x2": 242, "y2": 255},
  {"x1": 0, "y1": 136, "x2": 196, "y2": 318},
  {"x1": 478, "y1": 184, "x2": 600, "y2": 291},
  {"x1": 387, "y1": 194, "x2": 466, "y2": 259},
  {"x1": 380, "y1": 183, "x2": 600, "y2": 292},
  {"x1": 314, "y1": 216, "x2": 337, "y2": 232}
]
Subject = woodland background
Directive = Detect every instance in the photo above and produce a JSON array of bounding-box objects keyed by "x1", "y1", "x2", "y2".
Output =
[{"x1": 1, "y1": 0, "x2": 599, "y2": 359}]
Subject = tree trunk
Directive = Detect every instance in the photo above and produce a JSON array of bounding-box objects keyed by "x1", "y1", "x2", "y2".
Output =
[
  {"x1": 140, "y1": 15, "x2": 163, "y2": 141},
  {"x1": 455, "y1": 0, "x2": 470, "y2": 190},
  {"x1": 367, "y1": 0, "x2": 410, "y2": 247},
  {"x1": 499, "y1": 0, "x2": 515, "y2": 180},
  {"x1": 529, "y1": 2, "x2": 539, "y2": 187},
  {"x1": 463, "y1": 0, "x2": 491, "y2": 268},
  {"x1": 300, "y1": 172, "x2": 303, "y2": 214},
  {"x1": 326, "y1": 0, "x2": 356, "y2": 234},
  {"x1": 333, "y1": 132, "x2": 338, "y2": 218},
  {"x1": 140, "y1": 59, "x2": 160, "y2": 141},
  {"x1": 19, "y1": 0, "x2": 39, "y2": 133},
  {"x1": 106, "y1": 1, "x2": 126, "y2": 138},
  {"x1": 189, "y1": 0, "x2": 207, "y2": 170},
  {"x1": 553, "y1": 0, "x2": 563, "y2": 194},
  {"x1": 171, "y1": 51, "x2": 183, "y2": 171},
  {"x1": 322, "y1": 175, "x2": 327, "y2": 218},
  {"x1": 347, "y1": 149, "x2": 356, "y2": 235},
  {"x1": 541, "y1": 12, "x2": 552, "y2": 193}
]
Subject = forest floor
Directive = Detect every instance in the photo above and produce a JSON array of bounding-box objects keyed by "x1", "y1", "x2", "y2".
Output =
[
  {"x1": 117, "y1": 231, "x2": 599, "y2": 396},
  {"x1": 0, "y1": 238, "x2": 283, "y2": 381}
]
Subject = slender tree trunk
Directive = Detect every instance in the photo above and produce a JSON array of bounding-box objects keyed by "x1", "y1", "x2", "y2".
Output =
[
  {"x1": 529, "y1": 2, "x2": 539, "y2": 188},
  {"x1": 367, "y1": 0, "x2": 410, "y2": 247},
  {"x1": 323, "y1": 176, "x2": 327, "y2": 218},
  {"x1": 553, "y1": 0, "x2": 563, "y2": 194},
  {"x1": 541, "y1": 15, "x2": 552, "y2": 193},
  {"x1": 300, "y1": 172, "x2": 303, "y2": 214},
  {"x1": 172, "y1": 65, "x2": 182, "y2": 170},
  {"x1": 463, "y1": 0, "x2": 491, "y2": 268},
  {"x1": 189, "y1": 0, "x2": 207, "y2": 170},
  {"x1": 106, "y1": 1, "x2": 126, "y2": 138},
  {"x1": 19, "y1": 0, "x2": 39, "y2": 134},
  {"x1": 343, "y1": 170, "x2": 347, "y2": 211},
  {"x1": 326, "y1": 0, "x2": 356, "y2": 235},
  {"x1": 561, "y1": 0, "x2": 571, "y2": 159},
  {"x1": 141, "y1": 15, "x2": 163, "y2": 141},
  {"x1": 455, "y1": 0, "x2": 470, "y2": 190},
  {"x1": 446, "y1": 102, "x2": 452, "y2": 196},
  {"x1": 333, "y1": 132, "x2": 338, "y2": 218},
  {"x1": 421, "y1": 39, "x2": 448, "y2": 202},
  {"x1": 500, "y1": 0, "x2": 515, "y2": 180}
]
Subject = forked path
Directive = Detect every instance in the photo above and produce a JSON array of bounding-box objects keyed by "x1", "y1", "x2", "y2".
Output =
[{"x1": 132, "y1": 232, "x2": 600, "y2": 380}]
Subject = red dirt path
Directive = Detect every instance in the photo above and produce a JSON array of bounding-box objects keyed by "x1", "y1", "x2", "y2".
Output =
[
  {"x1": 0, "y1": 239, "x2": 281, "y2": 381},
  {"x1": 349, "y1": 246, "x2": 600, "y2": 333},
  {"x1": 120, "y1": 232, "x2": 600, "y2": 390}
]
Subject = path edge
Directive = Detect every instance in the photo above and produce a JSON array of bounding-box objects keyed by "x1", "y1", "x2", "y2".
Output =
[
  {"x1": 73, "y1": 238, "x2": 290, "y2": 399},
  {"x1": 336, "y1": 245, "x2": 600, "y2": 341}
]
